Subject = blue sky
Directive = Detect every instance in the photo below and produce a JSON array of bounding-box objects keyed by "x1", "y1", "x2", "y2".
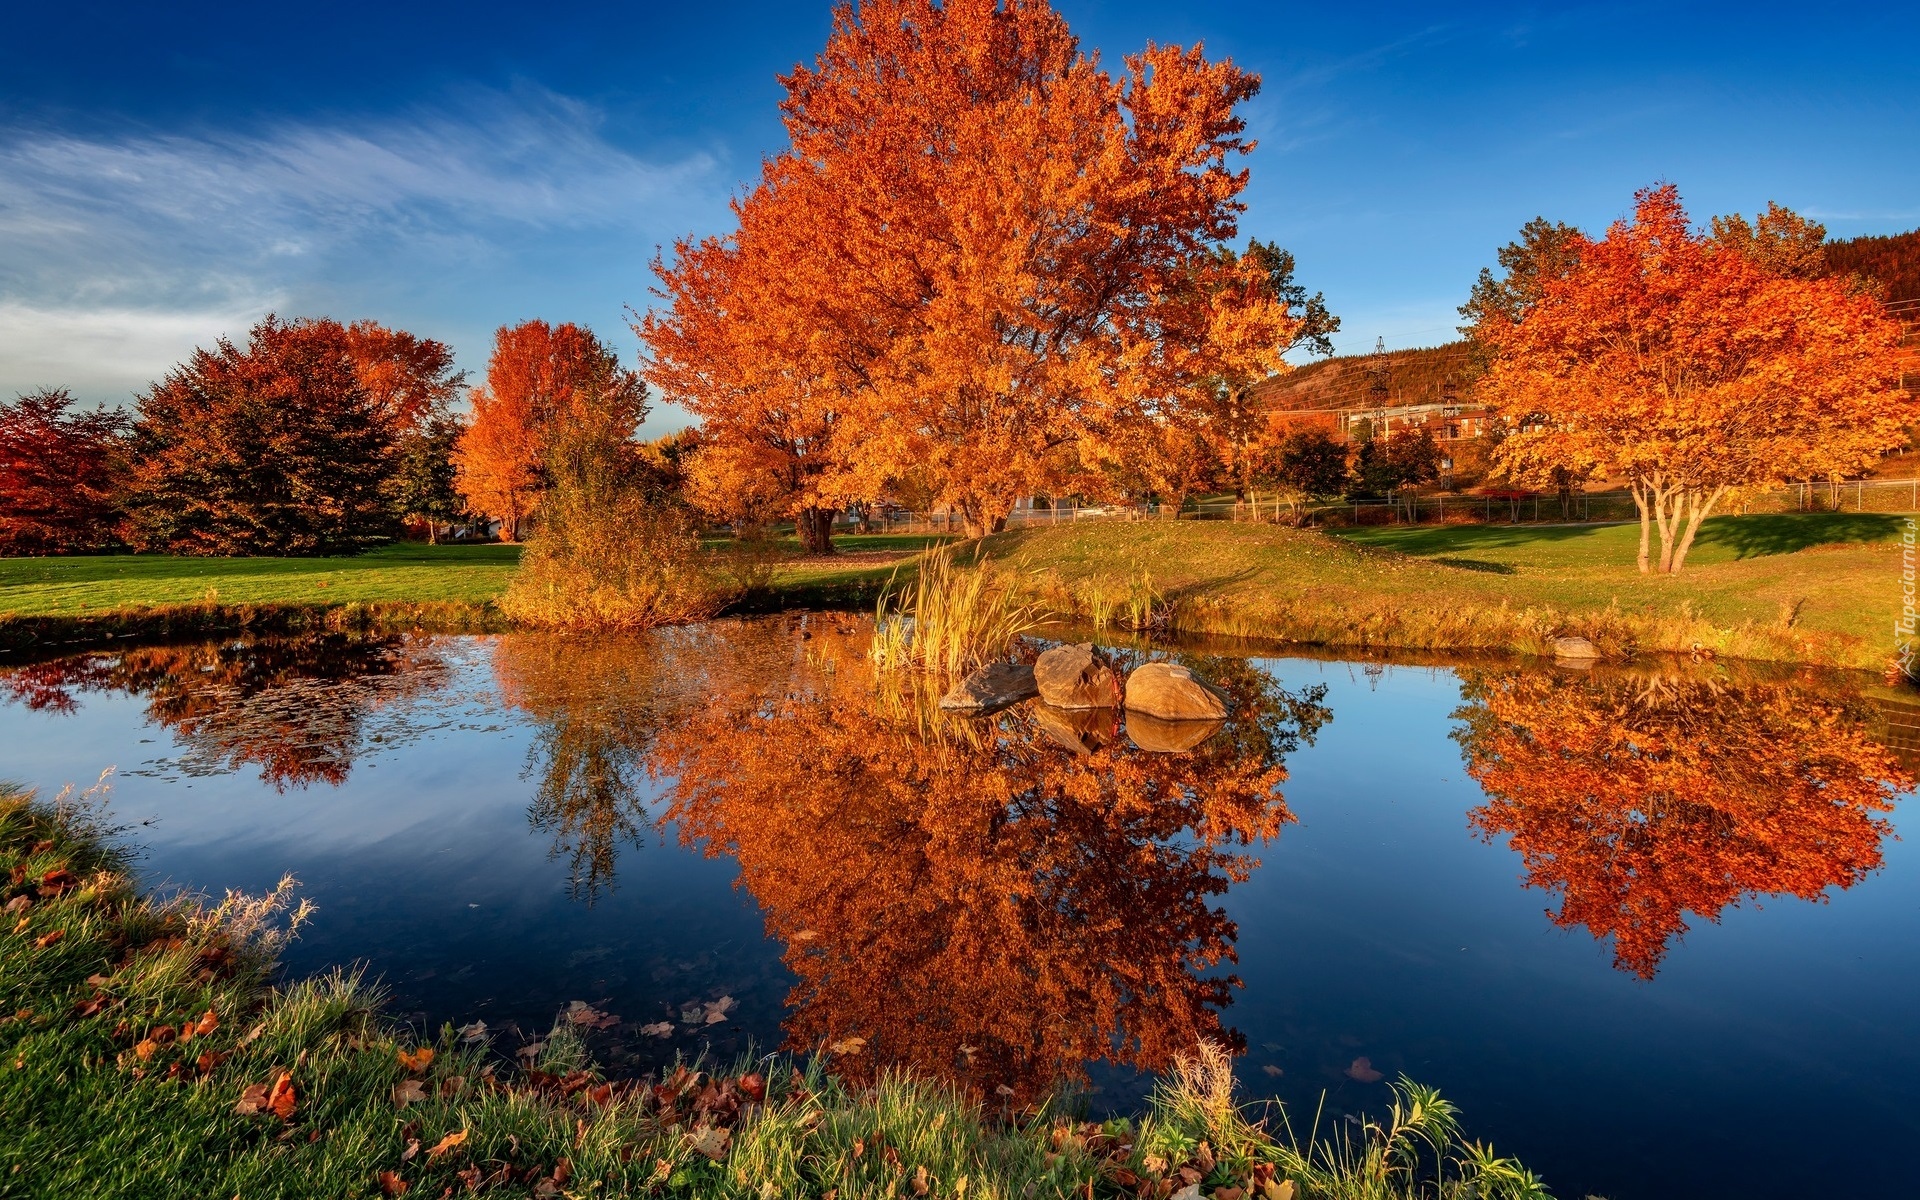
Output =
[{"x1": 3, "y1": 1, "x2": 1916, "y2": 433}]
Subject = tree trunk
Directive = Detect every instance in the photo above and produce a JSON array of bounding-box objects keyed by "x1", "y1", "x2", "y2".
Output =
[
  {"x1": 796, "y1": 506, "x2": 836, "y2": 555},
  {"x1": 1666, "y1": 485, "x2": 1726, "y2": 575},
  {"x1": 1630, "y1": 480, "x2": 1652, "y2": 573},
  {"x1": 956, "y1": 495, "x2": 1011, "y2": 539}
]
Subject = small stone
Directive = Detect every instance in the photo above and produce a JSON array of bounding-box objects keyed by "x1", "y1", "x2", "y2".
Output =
[
  {"x1": 1124, "y1": 661, "x2": 1228, "y2": 721},
  {"x1": 1033, "y1": 643, "x2": 1122, "y2": 709},
  {"x1": 938, "y1": 660, "x2": 1038, "y2": 712},
  {"x1": 1552, "y1": 636, "x2": 1599, "y2": 660}
]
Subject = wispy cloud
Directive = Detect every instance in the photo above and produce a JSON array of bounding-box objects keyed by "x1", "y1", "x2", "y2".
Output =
[{"x1": 0, "y1": 87, "x2": 724, "y2": 398}]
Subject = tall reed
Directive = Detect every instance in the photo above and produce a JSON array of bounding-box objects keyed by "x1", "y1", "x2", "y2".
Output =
[{"x1": 869, "y1": 547, "x2": 1040, "y2": 677}]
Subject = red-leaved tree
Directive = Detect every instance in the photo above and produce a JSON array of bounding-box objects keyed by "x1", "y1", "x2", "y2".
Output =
[{"x1": 0, "y1": 388, "x2": 131, "y2": 554}]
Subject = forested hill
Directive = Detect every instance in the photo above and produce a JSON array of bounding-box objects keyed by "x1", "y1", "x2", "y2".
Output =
[
  {"x1": 1828, "y1": 228, "x2": 1920, "y2": 303},
  {"x1": 1253, "y1": 342, "x2": 1477, "y2": 414}
]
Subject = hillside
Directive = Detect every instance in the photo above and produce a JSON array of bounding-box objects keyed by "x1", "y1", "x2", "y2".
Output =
[
  {"x1": 1251, "y1": 341, "x2": 1478, "y2": 415},
  {"x1": 1827, "y1": 228, "x2": 1920, "y2": 304}
]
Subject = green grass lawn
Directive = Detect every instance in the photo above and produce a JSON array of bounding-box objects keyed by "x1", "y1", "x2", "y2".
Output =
[
  {"x1": 0, "y1": 543, "x2": 524, "y2": 616},
  {"x1": 986, "y1": 512, "x2": 1907, "y2": 668},
  {"x1": 0, "y1": 534, "x2": 954, "y2": 620}
]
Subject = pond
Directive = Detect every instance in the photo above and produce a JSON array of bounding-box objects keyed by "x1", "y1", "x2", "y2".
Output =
[{"x1": 2, "y1": 616, "x2": 1915, "y2": 1199}]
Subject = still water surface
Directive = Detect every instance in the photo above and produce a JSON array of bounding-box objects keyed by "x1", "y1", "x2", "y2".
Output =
[{"x1": 1, "y1": 617, "x2": 1914, "y2": 1200}]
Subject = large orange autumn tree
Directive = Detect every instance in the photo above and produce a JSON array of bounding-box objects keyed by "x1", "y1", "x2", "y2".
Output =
[
  {"x1": 1480, "y1": 185, "x2": 1911, "y2": 574},
  {"x1": 643, "y1": 0, "x2": 1283, "y2": 541},
  {"x1": 453, "y1": 320, "x2": 647, "y2": 541}
]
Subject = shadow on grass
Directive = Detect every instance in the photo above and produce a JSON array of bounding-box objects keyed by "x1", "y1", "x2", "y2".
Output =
[
  {"x1": 1690, "y1": 512, "x2": 1906, "y2": 559},
  {"x1": 1432, "y1": 557, "x2": 1517, "y2": 575}
]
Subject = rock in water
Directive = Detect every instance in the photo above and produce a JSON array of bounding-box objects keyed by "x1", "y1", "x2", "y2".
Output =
[
  {"x1": 1126, "y1": 711, "x2": 1223, "y2": 753},
  {"x1": 1033, "y1": 642, "x2": 1122, "y2": 709},
  {"x1": 1552, "y1": 636, "x2": 1600, "y2": 661},
  {"x1": 1124, "y1": 662, "x2": 1228, "y2": 721},
  {"x1": 937, "y1": 660, "x2": 1039, "y2": 713},
  {"x1": 1030, "y1": 703, "x2": 1118, "y2": 755}
]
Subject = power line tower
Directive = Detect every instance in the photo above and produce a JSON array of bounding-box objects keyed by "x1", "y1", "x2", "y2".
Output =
[{"x1": 1365, "y1": 337, "x2": 1391, "y2": 440}]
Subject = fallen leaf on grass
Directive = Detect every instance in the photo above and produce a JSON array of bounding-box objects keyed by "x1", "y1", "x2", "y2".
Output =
[
  {"x1": 426, "y1": 1129, "x2": 468, "y2": 1161},
  {"x1": 393, "y1": 1080, "x2": 428, "y2": 1106},
  {"x1": 236, "y1": 1084, "x2": 270, "y2": 1115},
  {"x1": 1345, "y1": 1056, "x2": 1383, "y2": 1083},
  {"x1": 3, "y1": 896, "x2": 28, "y2": 915},
  {"x1": 686, "y1": 1125, "x2": 730, "y2": 1161},
  {"x1": 397, "y1": 1046, "x2": 434, "y2": 1072},
  {"x1": 267, "y1": 1071, "x2": 297, "y2": 1119},
  {"x1": 33, "y1": 929, "x2": 63, "y2": 949},
  {"x1": 38, "y1": 868, "x2": 78, "y2": 896},
  {"x1": 377, "y1": 1169, "x2": 409, "y2": 1196}
]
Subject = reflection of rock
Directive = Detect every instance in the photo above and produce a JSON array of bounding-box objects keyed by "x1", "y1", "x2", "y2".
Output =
[
  {"x1": 1552, "y1": 636, "x2": 1599, "y2": 661},
  {"x1": 1030, "y1": 703, "x2": 1118, "y2": 755},
  {"x1": 1126, "y1": 711, "x2": 1223, "y2": 753},
  {"x1": 1033, "y1": 643, "x2": 1121, "y2": 710},
  {"x1": 1125, "y1": 662, "x2": 1228, "y2": 721},
  {"x1": 937, "y1": 660, "x2": 1039, "y2": 712}
]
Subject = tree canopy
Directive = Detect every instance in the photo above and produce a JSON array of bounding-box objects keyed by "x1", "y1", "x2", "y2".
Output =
[
  {"x1": 1477, "y1": 185, "x2": 1912, "y2": 574},
  {"x1": 644, "y1": 0, "x2": 1290, "y2": 540}
]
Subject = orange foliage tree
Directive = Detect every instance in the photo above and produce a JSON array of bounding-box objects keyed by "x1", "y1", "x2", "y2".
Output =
[
  {"x1": 655, "y1": 649, "x2": 1328, "y2": 1100},
  {"x1": 1479, "y1": 185, "x2": 1913, "y2": 574},
  {"x1": 1455, "y1": 667, "x2": 1908, "y2": 979},
  {"x1": 644, "y1": 0, "x2": 1270, "y2": 539},
  {"x1": 452, "y1": 321, "x2": 647, "y2": 541}
]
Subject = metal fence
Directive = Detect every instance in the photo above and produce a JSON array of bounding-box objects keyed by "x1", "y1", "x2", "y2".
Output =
[{"x1": 866, "y1": 477, "x2": 1920, "y2": 532}]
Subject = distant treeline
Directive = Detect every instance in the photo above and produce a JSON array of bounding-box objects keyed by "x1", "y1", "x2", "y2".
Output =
[{"x1": 1827, "y1": 229, "x2": 1920, "y2": 304}]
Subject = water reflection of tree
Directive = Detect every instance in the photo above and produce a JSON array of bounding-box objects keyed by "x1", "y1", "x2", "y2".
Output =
[
  {"x1": 654, "y1": 656, "x2": 1329, "y2": 1101},
  {"x1": 0, "y1": 635, "x2": 448, "y2": 787},
  {"x1": 490, "y1": 620, "x2": 826, "y2": 902},
  {"x1": 1454, "y1": 668, "x2": 1910, "y2": 979}
]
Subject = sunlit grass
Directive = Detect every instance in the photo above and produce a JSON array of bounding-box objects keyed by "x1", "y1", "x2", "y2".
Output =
[{"x1": 993, "y1": 513, "x2": 1900, "y2": 669}]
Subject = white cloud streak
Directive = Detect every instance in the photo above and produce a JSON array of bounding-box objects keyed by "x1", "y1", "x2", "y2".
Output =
[{"x1": 0, "y1": 87, "x2": 723, "y2": 400}]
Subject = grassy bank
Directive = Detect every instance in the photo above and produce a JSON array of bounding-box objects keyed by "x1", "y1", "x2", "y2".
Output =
[
  {"x1": 0, "y1": 538, "x2": 944, "y2": 656},
  {"x1": 989, "y1": 512, "x2": 1904, "y2": 670},
  {"x1": 1, "y1": 515, "x2": 1901, "y2": 668},
  {"x1": 2, "y1": 786, "x2": 1550, "y2": 1199}
]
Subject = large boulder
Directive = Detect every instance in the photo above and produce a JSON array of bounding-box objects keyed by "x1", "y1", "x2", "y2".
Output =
[
  {"x1": 1029, "y1": 703, "x2": 1118, "y2": 755},
  {"x1": 1124, "y1": 661, "x2": 1228, "y2": 722},
  {"x1": 937, "y1": 660, "x2": 1038, "y2": 713},
  {"x1": 1033, "y1": 642, "x2": 1122, "y2": 709},
  {"x1": 1126, "y1": 711, "x2": 1223, "y2": 754}
]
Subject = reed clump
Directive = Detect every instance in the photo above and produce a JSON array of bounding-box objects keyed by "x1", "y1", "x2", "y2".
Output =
[{"x1": 869, "y1": 546, "x2": 1040, "y2": 677}]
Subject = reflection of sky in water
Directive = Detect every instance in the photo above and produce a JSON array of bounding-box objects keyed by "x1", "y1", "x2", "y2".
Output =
[{"x1": 0, "y1": 633, "x2": 1915, "y2": 1200}]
